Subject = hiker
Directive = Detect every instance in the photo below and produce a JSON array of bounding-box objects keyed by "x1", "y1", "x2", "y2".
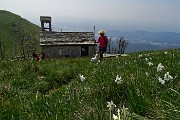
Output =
[
  {"x1": 32, "y1": 52, "x2": 40, "y2": 61},
  {"x1": 32, "y1": 53, "x2": 37, "y2": 59},
  {"x1": 40, "y1": 52, "x2": 45, "y2": 59},
  {"x1": 95, "y1": 30, "x2": 108, "y2": 61}
]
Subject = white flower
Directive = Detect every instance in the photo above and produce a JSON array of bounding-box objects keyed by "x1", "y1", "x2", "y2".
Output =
[
  {"x1": 79, "y1": 74, "x2": 85, "y2": 81},
  {"x1": 157, "y1": 63, "x2": 164, "y2": 72},
  {"x1": 107, "y1": 101, "x2": 116, "y2": 111},
  {"x1": 145, "y1": 58, "x2": 149, "y2": 61},
  {"x1": 115, "y1": 75, "x2": 123, "y2": 84},
  {"x1": 117, "y1": 108, "x2": 120, "y2": 120},
  {"x1": 122, "y1": 105, "x2": 128, "y2": 111},
  {"x1": 113, "y1": 114, "x2": 118, "y2": 120},
  {"x1": 164, "y1": 51, "x2": 168, "y2": 54},
  {"x1": 145, "y1": 72, "x2": 149, "y2": 76},
  {"x1": 164, "y1": 72, "x2": 173, "y2": 81},
  {"x1": 138, "y1": 55, "x2": 142, "y2": 58},
  {"x1": 147, "y1": 62, "x2": 153, "y2": 66},
  {"x1": 158, "y1": 77, "x2": 165, "y2": 84}
]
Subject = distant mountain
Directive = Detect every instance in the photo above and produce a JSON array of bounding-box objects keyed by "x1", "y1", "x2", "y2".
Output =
[
  {"x1": 105, "y1": 30, "x2": 180, "y2": 53},
  {"x1": 0, "y1": 10, "x2": 41, "y2": 59},
  {"x1": 107, "y1": 30, "x2": 180, "y2": 44}
]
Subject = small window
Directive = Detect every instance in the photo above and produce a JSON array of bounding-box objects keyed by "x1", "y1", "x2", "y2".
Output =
[{"x1": 59, "y1": 49, "x2": 63, "y2": 56}]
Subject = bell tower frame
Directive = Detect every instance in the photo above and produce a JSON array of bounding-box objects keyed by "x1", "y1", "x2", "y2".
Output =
[{"x1": 40, "y1": 16, "x2": 52, "y2": 31}]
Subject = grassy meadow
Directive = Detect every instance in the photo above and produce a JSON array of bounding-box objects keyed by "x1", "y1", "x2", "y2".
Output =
[
  {"x1": 0, "y1": 49, "x2": 180, "y2": 120},
  {"x1": 0, "y1": 10, "x2": 40, "y2": 59}
]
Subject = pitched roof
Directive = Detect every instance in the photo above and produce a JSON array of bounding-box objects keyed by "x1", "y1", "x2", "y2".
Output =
[{"x1": 40, "y1": 31, "x2": 96, "y2": 46}]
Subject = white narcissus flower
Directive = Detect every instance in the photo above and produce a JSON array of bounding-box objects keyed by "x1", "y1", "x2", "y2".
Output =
[
  {"x1": 122, "y1": 105, "x2": 128, "y2": 112},
  {"x1": 138, "y1": 55, "x2": 142, "y2": 58},
  {"x1": 117, "y1": 108, "x2": 120, "y2": 120},
  {"x1": 145, "y1": 72, "x2": 149, "y2": 77},
  {"x1": 164, "y1": 51, "x2": 168, "y2": 54},
  {"x1": 107, "y1": 101, "x2": 116, "y2": 111},
  {"x1": 158, "y1": 77, "x2": 165, "y2": 84},
  {"x1": 113, "y1": 114, "x2": 118, "y2": 120},
  {"x1": 164, "y1": 72, "x2": 173, "y2": 81},
  {"x1": 157, "y1": 63, "x2": 164, "y2": 72},
  {"x1": 145, "y1": 58, "x2": 149, "y2": 61},
  {"x1": 79, "y1": 74, "x2": 85, "y2": 81},
  {"x1": 115, "y1": 75, "x2": 123, "y2": 84},
  {"x1": 147, "y1": 62, "x2": 153, "y2": 66}
]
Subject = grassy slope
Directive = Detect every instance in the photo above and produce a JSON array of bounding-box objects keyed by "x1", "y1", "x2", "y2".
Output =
[
  {"x1": 0, "y1": 10, "x2": 41, "y2": 58},
  {"x1": 0, "y1": 49, "x2": 180, "y2": 120}
]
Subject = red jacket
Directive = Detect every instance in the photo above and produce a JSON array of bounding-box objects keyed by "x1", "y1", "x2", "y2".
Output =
[{"x1": 97, "y1": 36, "x2": 108, "y2": 47}]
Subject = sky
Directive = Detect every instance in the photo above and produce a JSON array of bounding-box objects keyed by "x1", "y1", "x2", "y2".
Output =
[{"x1": 1, "y1": 0, "x2": 180, "y2": 32}]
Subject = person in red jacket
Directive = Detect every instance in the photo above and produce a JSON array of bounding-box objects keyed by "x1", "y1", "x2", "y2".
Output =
[{"x1": 96, "y1": 30, "x2": 108, "y2": 61}]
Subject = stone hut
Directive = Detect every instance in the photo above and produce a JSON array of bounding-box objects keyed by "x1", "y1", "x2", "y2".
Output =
[
  {"x1": 40, "y1": 31, "x2": 97, "y2": 58},
  {"x1": 40, "y1": 16, "x2": 96, "y2": 58}
]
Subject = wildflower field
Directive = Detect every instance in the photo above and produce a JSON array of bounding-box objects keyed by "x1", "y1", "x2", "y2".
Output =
[{"x1": 0, "y1": 49, "x2": 180, "y2": 120}]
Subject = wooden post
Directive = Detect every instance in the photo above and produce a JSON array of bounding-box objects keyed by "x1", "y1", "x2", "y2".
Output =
[{"x1": 93, "y1": 26, "x2": 95, "y2": 40}]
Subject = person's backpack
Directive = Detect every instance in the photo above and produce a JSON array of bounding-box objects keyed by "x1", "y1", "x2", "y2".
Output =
[{"x1": 104, "y1": 36, "x2": 108, "y2": 47}]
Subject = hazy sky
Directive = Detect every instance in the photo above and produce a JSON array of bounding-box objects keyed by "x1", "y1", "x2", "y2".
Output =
[{"x1": 1, "y1": 0, "x2": 180, "y2": 32}]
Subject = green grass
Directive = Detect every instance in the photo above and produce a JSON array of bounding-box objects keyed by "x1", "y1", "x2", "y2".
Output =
[{"x1": 0, "y1": 49, "x2": 180, "y2": 120}]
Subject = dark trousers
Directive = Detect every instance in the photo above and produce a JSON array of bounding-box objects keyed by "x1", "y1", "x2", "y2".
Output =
[{"x1": 99, "y1": 47, "x2": 106, "y2": 60}]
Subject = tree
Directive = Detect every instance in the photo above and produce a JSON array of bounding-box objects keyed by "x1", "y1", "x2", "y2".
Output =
[
  {"x1": 107, "y1": 37, "x2": 111, "y2": 54},
  {"x1": 11, "y1": 21, "x2": 37, "y2": 60},
  {"x1": 118, "y1": 36, "x2": 128, "y2": 54}
]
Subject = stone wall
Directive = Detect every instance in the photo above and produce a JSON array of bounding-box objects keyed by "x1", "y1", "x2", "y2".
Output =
[{"x1": 42, "y1": 45, "x2": 96, "y2": 58}]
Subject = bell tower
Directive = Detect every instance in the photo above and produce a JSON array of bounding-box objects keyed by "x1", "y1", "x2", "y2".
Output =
[{"x1": 40, "y1": 16, "x2": 52, "y2": 31}]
